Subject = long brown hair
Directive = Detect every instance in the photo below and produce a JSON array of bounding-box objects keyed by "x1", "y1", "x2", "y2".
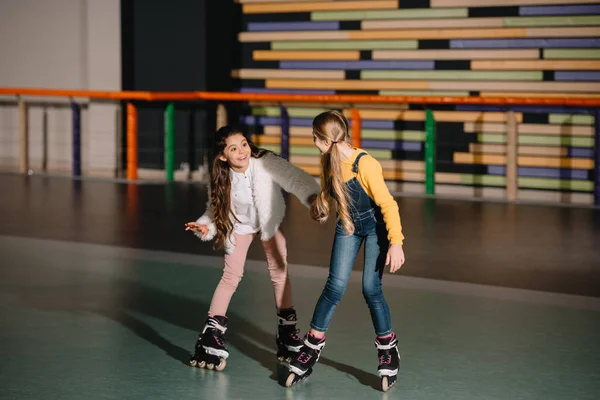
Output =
[
  {"x1": 209, "y1": 125, "x2": 268, "y2": 250},
  {"x1": 311, "y1": 110, "x2": 354, "y2": 235}
]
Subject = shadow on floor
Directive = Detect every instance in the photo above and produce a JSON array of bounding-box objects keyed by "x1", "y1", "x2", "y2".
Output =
[{"x1": 9, "y1": 267, "x2": 380, "y2": 390}]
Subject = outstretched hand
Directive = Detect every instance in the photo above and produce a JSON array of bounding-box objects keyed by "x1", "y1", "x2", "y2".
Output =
[
  {"x1": 385, "y1": 244, "x2": 405, "y2": 273},
  {"x1": 185, "y1": 222, "x2": 208, "y2": 239}
]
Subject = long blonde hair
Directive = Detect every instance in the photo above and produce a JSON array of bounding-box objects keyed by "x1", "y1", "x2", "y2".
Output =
[{"x1": 311, "y1": 110, "x2": 355, "y2": 235}]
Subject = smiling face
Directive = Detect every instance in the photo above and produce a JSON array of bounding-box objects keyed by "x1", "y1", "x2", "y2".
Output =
[{"x1": 219, "y1": 133, "x2": 251, "y2": 173}]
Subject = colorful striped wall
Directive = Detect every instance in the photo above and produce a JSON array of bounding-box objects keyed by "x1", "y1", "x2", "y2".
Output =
[{"x1": 235, "y1": 0, "x2": 600, "y2": 205}]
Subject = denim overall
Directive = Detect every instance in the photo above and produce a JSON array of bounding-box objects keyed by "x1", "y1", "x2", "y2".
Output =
[{"x1": 310, "y1": 152, "x2": 393, "y2": 336}]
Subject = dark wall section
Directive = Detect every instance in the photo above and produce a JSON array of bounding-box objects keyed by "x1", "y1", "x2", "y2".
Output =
[{"x1": 121, "y1": 0, "x2": 241, "y2": 171}]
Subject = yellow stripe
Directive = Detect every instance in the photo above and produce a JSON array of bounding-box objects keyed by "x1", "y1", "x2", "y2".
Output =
[
  {"x1": 519, "y1": 156, "x2": 594, "y2": 169},
  {"x1": 265, "y1": 126, "x2": 314, "y2": 137},
  {"x1": 253, "y1": 135, "x2": 315, "y2": 146},
  {"x1": 455, "y1": 153, "x2": 594, "y2": 169},
  {"x1": 266, "y1": 79, "x2": 429, "y2": 90},
  {"x1": 372, "y1": 49, "x2": 538, "y2": 60},
  {"x1": 472, "y1": 60, "x2": 600, "y2": 70},
  {"x1": 348, "y1": 27, "x2": 526, "y2": 40},
  {"x1": 238, "y1": 0, "x2": 337, "y2": 3},
  {"x1": 454, "y1": 153, "x2": 506, "y2": 165},
  {"x1": 469, "y1": 144, "x2": 569, "y2": 157},
  {"x1": 526, "y1": 27, "x2": 600, "y2": 38},
  {"x1": 253, "y1": 50, "x2": 359, "y2": 61},
  {"x1": 347, "y1": 109, "x2": 522, "y2": 123},
  {"x1": 362, "y1": 17, "x2": 504, "y2": 30},
  {"x1": 464, "y1": 122, "x2": 594, "y2": 136},
  {"x1": 239, "y1": 31, "x2": 348, "y2": 42},
  {"x1": 233, "y1": 69, "x2": 345, "y2": 79},
  {"x1": 243, "y1": 0, "x2": 397, "y2": 13}
]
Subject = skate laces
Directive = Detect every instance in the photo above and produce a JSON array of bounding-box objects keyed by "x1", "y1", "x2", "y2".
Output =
[
  {"x1": 379, "y1": 353, "x2": 392, "y2": 365},
  {"x1": 297, "y1": 351, "x2": 312, "y2": 363}
]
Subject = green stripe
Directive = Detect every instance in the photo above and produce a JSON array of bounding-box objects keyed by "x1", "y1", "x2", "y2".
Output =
[
  {"x1": 290, "y1": 147, "x2": 320, "y2": 156},
  {"x1": 519, "y1": 135, "x2": 594, "y2": 147},
  {"x1": 478, "y1": 133, "x2": 506, "y2": 144},
  {"x1": 362, "y1": 70, "x2": 543, "y2": 81},
  {"x1": 504, "y1": 15, "x2": 600, "y2": 27},
  {"x1": 362, "y1": 129, "x2": 425, "y2": 141},
  {"x1": 460, "y1": 174, "x2": 506, "y2": 186},
  {"x1": 312, "y1": 8, "x2": 467, "y2": 21},
  {"x1": 380, "y1": 90, "x2": 469, "y2": 97},
  {"x1": 549, "y1": 114, "x2": 595, "y2": 125},
  {"x1": 260, "y1": 144, "x2": 282, "y2": 154},
  {"x1": 518, "y1": 177, "x2": 593, "y2": 192},
  {"x1": 543, "y1": 49, "x2": 600, "y2": 59},
  {"x1": 272, "y1": 40, "x2": 418, "y2": 50},
  {"x1": 252, "y1": 107, "x2": 331, "y2": 118},
  {"x1": 289, "y1": 146, "x2": 392, "y2": 159},
  {"x1": 479, "y1": 133, "x2": 594, "y2": 147}
]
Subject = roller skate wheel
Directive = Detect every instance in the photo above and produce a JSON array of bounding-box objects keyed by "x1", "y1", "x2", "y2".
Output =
[
  {"x1": 285, "y1": 373, "x2": 297, "y2": 387},
  {"x1": 197, "y1": 360, "x2": 206, "y2": 369},
  {"x1": 215, "y1": 359, "x2": 227, "y2": 372},
  {"x1": 382, "y1": 376, "x2": 389, "y2": 392},
  {"x1": 189, "y1": 359, "x2": 197, "y2": 367},
  {"x1": 207, "y1": 363, "x2": 215, "y2": 370}
]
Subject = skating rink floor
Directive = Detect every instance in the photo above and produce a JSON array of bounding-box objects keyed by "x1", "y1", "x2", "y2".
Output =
[{"x1": 1, "y1": 174, "x2": 599, "y2": 400}]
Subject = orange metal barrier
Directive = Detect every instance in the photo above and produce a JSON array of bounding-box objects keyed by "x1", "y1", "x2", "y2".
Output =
[
  {"x1": 1, "y1": 87, "x2": 598, "y2": 206},
  {"x1": 1, "y1": 87, "x2": 600, "y2": 107}
]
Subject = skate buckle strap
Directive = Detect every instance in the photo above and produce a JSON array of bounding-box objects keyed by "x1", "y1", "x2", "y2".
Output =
[
  {"x1": 375, "y1": 337, "x2": 398, "y2": 350},
  {"x1": 376, "y1": 342, "x2": 396, "y2": 350},
  {"x1": 304, "y1": 338, "x2": 325, "y2": 351},
  {"x1": 208, "y1": 319, "x2": 228, "y2": 334},
  {"x1": 278, "y1": 317, "x2": 297, "y2": 326}
]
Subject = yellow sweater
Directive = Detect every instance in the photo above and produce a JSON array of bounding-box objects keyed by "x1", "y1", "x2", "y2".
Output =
[{"x1": 341, "y1": 149, "x2": 404, "y2": 245}]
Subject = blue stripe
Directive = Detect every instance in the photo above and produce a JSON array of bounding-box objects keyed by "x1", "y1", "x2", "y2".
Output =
[
  {"x1": 362, "y1": 139, "x2": 422, "y2": 151},
  {"x1": 488, "y1": 165, "x2": 589, "y2": 180},
  {"x1": 247, "y1": 21, "x2": 339, "y2": 32},
  {"x1": 451, "y1": 38, "x2": 600, "y2": 49},
  {"x1": 455, "y1": 105, "x2": 592, "y2": 114},
  {"x1": 519, "y1": 5, "x2": 600, "y2": 16},
  {"x1": 554, "y1": 71, "x2": 600, "y2": 82},
  {"x1": 239, "y1": 88, "x2": 335, "y2": 95},
  {"x1": 569, "y1": 147, "x2": 595, "y2": 158},
  {"x1": 279, "y1": 60, "x2": 435, "y2": 70}
]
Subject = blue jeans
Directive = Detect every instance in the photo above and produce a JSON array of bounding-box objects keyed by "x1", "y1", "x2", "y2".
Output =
[{"x1": 310, "y1": 209, "x2": 392, "y2": 336}]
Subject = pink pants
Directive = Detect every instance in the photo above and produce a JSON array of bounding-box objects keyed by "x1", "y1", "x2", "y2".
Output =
[{"x1": 208, "y1": 230, "x2": 293, "y2": 316}]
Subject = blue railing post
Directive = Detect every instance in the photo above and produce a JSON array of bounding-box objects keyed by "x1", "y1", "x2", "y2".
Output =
[
  {"x1": 71, "y1": 102, "x2": 81, "y2": 177},
  {"x1": 280, "y1": 105, "x2": 290, "y2": 160}
]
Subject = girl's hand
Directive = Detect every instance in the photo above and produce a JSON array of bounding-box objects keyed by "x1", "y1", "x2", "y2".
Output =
[
  {"x1": 385, "y1": 244, "x2": 405, "y2": 273},
  {"x1": 185, "y1": 222, "x2": 208, "y2": 239}
]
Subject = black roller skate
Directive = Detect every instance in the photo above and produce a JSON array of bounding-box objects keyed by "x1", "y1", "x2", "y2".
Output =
[
  {"x1": 375, "y1": 333, "x2": 400, "y2": 392},
  {"x1": 276, "y1": 308, "x2": 303, "y2": 363},
  {"x1": 285, "y1": 332, "x2": 326, "y2": 387},
  {"x1": 189, "y1": 315, "x2": 229, "y2": 371}
]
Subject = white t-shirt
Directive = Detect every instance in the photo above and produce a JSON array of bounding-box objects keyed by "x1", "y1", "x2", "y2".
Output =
[{"x1": 230, "y1": 158, "x2": 260, "y2": 235}]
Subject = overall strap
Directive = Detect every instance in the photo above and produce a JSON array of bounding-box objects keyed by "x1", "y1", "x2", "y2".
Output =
[{"x1": 352, "y1": 152, "x2": 368, "y2": 174}]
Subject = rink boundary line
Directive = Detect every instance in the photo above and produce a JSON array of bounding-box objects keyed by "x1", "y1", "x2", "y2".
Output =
[{"x1": 2, "y1": 234, "x2": 600, "y2": 312}]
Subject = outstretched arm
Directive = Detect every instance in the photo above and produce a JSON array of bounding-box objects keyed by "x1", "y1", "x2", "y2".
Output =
[
  {"x1": 190, "y1": 184, "x2": 217, "y2": 241},
  {"x1": 262, "y1": 153, "x2": 320, "y2": 207}
]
